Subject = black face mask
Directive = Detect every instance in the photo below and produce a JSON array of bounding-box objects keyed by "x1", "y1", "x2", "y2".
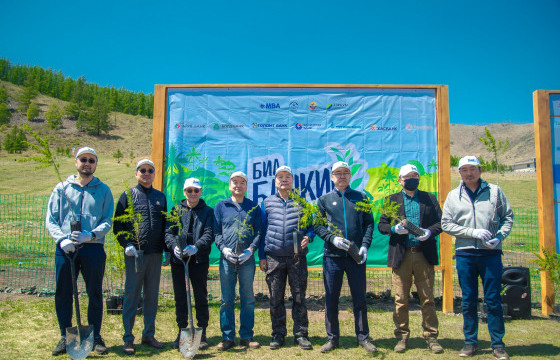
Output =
[{"x1": 403, "y1": 178, "x2": 419, "y2": 191}]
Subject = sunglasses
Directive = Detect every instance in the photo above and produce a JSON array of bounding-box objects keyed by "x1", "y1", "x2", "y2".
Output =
[
  {"x1": 79, "y1": 157, "x2": 96, "y2": 164},
  {"x1": 139, "y1": 168, "x2": 155, "y2": 174},
  {"x1": 186, "y1": 188, "x2": 200, "y2": 194}
]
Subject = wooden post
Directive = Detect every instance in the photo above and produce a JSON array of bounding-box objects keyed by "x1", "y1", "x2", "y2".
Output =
[
  {"x1": 151, "y1": 85, "x2": 167, "y2": 191},
  {"x1": 533, "y1": 90, "x2": 558, "y2": 315}
]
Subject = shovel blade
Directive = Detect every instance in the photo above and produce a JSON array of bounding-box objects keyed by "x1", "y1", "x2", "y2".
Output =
[
  {"x1": 179, "y1": 327, "x2": 202, "y2": 358},
  {"x1": 66, "y1": 325, "x2": 94, "y2": 360}
]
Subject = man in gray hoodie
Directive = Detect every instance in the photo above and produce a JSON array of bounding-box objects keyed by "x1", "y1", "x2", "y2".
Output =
[{"x1": 441, "y1": 156, "x2": 513, "y2": 360}]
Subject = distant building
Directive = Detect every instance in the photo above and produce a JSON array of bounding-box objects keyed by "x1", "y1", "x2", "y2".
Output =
[{"x1": 511, "y1": 158, "x2": 536, "y2": 172}]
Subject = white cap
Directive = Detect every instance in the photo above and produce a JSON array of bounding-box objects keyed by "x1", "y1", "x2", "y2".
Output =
[
  {"x1": 75, "y1": 147, "x2": 97, "y2": 159},
  {"x1": 183, "y1": 177, "x2": 202, "y2": 189},
  {"x1": 331, "y1": 161, "x2": 350, "y2": 172},
  {"x1": 275, "y1": 165, "x2": 292, "y2": 176},
  {"x1": 458, "y1": 155, "x2": 481, "y2": 169},
  {"x1": 229, "y1": 171, "x2": 248, "y2": 182},
  {"x1": 136, "y1": 158, "x2": 155, "y2": 170},
  {"x1": 399, "y1": 164, "x2": 419, "y2": 177}
]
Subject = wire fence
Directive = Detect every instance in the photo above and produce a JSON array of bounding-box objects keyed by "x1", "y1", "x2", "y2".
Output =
[{"x1": 0, "y1": 194, "x2": 554, "y2": 308}]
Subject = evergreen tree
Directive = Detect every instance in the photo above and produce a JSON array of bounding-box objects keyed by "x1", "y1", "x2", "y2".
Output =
[
  {"x1": 113, "y1": 148, "x2": 123, "y2": 163},
  {"x1": 17, "y1": 84, "x2": 38, "y2": 113},
  {"x1": 45, "y1": 103, "x2": 63, "y2": 129},
  {"x1": 0, "y1": 87, "x2": 8, "y2": 103},
  {"x1": 27, "y1": 102, "x2": 40, "y2": 120},
  {"x1": 77, "y1": 97, "x2": 113, "y2": 135},
  {"x1": 4, "y1": 126, "x2": 28, "y2": 153},
  {"x1": 0, "y1": 103, "x2": 11, "y2": 124}
]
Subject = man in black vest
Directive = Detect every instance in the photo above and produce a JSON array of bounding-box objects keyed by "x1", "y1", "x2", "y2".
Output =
[
  {"x1": 258, "y1": 165, "x2": 314, "y2": 350},
  {"x1": 114, "y1": 159, "x2": 167, "y2": 355},
  {"x1": 378, "y1": 164, "x2": 443, "y2": 354}
]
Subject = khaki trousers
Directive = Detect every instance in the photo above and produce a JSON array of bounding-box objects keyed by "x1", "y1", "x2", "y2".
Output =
[{"x1": 392, "y1": 249, "x2": 438, "y2": 340}]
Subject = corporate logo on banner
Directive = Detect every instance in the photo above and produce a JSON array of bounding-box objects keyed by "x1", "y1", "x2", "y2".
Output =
[
  {"x1": 309, "y1": 101, "x2": 318, "y2": 110},
  {"x1": 370, "y1": 124, "x2": 397, "y2": 131},
  {"x1": 295, "y1": 123, "x2": 322, "y2": 130},
  {"x1": 406, "y1": 124, "x2": 434, "y2": 130},
  {"x1": 260, "y1": 103, "x2": 281, "y2": 110},
  {"x1": 210, "y1": 123, "x2": 245, "y2": 130},
  {"x1": 289, "y1": 101, "x2": 299, "y2": 111},
  {"x1": 326, "y1": 103, "x2": 349, "y2": 110},
  {"x1": 252, "y1": 123, "x2": 289, "y2": 129},
  {"x1": 174, "y1": 123, "x2": 206, "y2": 129}
]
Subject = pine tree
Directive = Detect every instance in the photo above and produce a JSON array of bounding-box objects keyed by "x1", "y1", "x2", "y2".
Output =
[
  {"x1": 17, "y1": 85, "x2": 37, "y2": 113},
  {"x1": 0, "y1": 103, "x2": 11, "y2": 124},
  {"x1": 26, "y1": 102, "x2": 40, "y2": 121},
  {"x1": 113, "y1": 148, "x2": 123, "y2": 163},
  {"x1": 45, "y1": 103, "x2": 63, "y2": 129},
  {"x1": 4, "y1": 126, "x2": 28, "y2": 153}
]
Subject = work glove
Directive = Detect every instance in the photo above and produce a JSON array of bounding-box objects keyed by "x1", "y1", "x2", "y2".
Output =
[
  {"x1": 125, "y1": 245, "x2": 138, "y2": 257},
  {"x1": 332, "y1": 237, "x2": 351, "y2": 251},
  {"x1": 238, "y1": 248, "x2": 253, "y2": 264},
  {"x1": 173, "y1": 246, "x2": 183, "y2": 259},
  {"x1": 60, "y1": 239, "x2": 75, "y2": 253},
  {"x1": 358, "y1": 246, "x2": 368, "y2": 264},
  {"x1": 71, "y1": 230, "x2": 92, "y2": 244},
  {"x1": 394, "y1": 223, "x2": 409, "y2": 235},
  {"x1": 417, "y1": 228, "x2": 431, "y2": 241},
  {"x1": 472, "y1": 229, "x2": 492, "y2": 241},
  {"x1": 183, "y1": 245, "x2": 198, "y2": 257},
  {"x1": 483, "y1": 238, "x2": 501, "y2": 249},
  {"x1": 222, "y1": 247, "x2": 238, "y2": 263}
]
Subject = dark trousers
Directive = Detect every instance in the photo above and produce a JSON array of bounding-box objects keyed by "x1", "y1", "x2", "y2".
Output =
[
  {"x1": 55, "y1": 243, "x2": 106, "y2": 338},
  {"x1": 323, "y1": 256, "x2": 369, "y2": 342},
  {"x1": 265, "y1": 254, "x2": 309, "y2": 338},
  {"x1": 170, "y1": 259, "x2": 209, "y2": 329}
]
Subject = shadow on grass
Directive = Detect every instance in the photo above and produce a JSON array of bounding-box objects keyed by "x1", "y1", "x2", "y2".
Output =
[{"x1": 508, "y1": 343, "x2": 560, "y2": 357}]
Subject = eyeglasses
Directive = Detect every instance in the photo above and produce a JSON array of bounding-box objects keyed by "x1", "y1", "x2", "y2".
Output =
[
  {"x1": 79, "y1": 157, "x2": 96, "y2": 164},
  {"x1": 332, "y1": 172, "x2": 351, "y2": 177},
  {"x1": 186, "y1": 188, "x2": 200, "y2": 194},
  {"x1": 139, "y1": 168, "x2": 155, "y2": 174}
]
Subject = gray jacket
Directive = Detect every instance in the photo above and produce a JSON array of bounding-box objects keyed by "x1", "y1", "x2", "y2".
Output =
[{"x1": 441, "y1": 179, "x2": 513, "y2": 251}]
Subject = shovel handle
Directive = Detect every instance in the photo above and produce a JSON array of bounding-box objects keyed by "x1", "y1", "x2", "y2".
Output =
[
  {"x1": 182, "y1": 256, "x2": 196, "y2": 332},
  {"x1": 63, "y1": 247, "x2": 83, "y2": 329}
]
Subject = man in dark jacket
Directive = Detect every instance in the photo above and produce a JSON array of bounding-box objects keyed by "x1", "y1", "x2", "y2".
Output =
[
  {"x1": 314, "y1": 161, "x2": 376, "y2": 354},
  {"x1": 258, "y1": 165, "x2": 314, "y2": 350},
  {"x1": 378, "y1": 164, "x2": 443, "y2": 354},
  {"x1": 113, "y1": 159, "x2": 167, "y2": 355},
  {"x1": 165, "y1": 177, "x2": 214, "y2": 350}
]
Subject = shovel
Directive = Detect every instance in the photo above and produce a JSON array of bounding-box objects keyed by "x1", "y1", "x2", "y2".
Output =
[{"x1": 64, "y1": 249, "x2": 94, "y2": 359}]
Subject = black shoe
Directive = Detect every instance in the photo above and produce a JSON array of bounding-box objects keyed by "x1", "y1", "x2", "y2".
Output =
[
  {"x1": 123, "y1": 340, "x2": 135, "y2": 356},
  {"x1": 199, "y1": 328, "x2": 209, "y2": 350},
  {"x1": 217, "y1": 339, "x2": 235, "y2": 351},
  {"x1": 320, "y1": 340, "x2": 338, "y2": 353},
  {"x1": 93, "y1": 336, "x2": 108, "y2": 355},
  {"x1": 52, "y1": 338, "x2": 66, "y2": 356},
  {"x1": 294, "y1": 336, "x2": 312, "y2": 350},
  {"x1": 459, "y1": 344, "x2": 477, "y2": 357},
  {"x1": 358, "y1": 339, "x2": 378, "y2": 353},
  {"x1": 172, "y1": 331, "x2": 181, "y2": 349},
  {"x1": 269, "y1": 335, "x2": 285, "y2": 350},
  {"x1": 240, "y1": 338, "x2": 260, "y2": 349}
]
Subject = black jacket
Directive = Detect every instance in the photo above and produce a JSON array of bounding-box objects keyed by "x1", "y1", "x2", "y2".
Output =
[
  {"x1": 165, "y1": 199, "x2": 214, "y2": 264},
  {"x1": 378, "y1": 190, "x2": 442, "y2": 268},
  {"x1": 113, "y1": 184, "x2": 167, "y2": 254}
]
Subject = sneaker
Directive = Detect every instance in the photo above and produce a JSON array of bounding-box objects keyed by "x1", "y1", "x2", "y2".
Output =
[
  {"x1": 427, "y1": 338, "x2": 443, "y2": 354},
  {"x1": 269, "y1": 335, "x2": 285, "y2": 350},
  {"x1": 459, "y1": 344, "x2": 477, "y2": 357},
  {"x1": 320, "y1": 340, "x2": 339, "y2": 353},
  {"x1": 52, "y1": 337, "x2": 66, "y2": 356},
  {"x1": 358, "y1": 339, "x2": 378, "y2": 353},
  {"x1": 199, "y1": 328, "x2": 209, "y2": 350},
  {"x1": 93, "y1": 336, "x2": 108, "y2": 355},
  {"x1": 493, "y1": 347, "x2": 510, "y2": 360},
  {"x1": 394, "y1": 339, "x2": 407, "y2": 353},
  {"x1": 240, "y1": 338, "x2": 260, "y2": 349},
  {"x1": 141, "y1": 336, "x2": 163, "y2": 349},
  {"x1": 123, "y1": 340, "x2": 135, "y2": 355},
  {"x1": 217, "y1": 339, "x2": 235, "y2": 351},
  {"x1": 294, "y1": 336, "x2": 312, "y2": 350}
]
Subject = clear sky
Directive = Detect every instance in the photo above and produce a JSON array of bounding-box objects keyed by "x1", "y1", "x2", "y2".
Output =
[{"x1": 1, "y1": 0, "x2": 559, "y2": 124}]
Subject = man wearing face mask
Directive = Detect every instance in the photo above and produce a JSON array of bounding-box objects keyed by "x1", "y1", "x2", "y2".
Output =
[{"x1": 378, "y1": 164, "x2": 443, "y2": 354}]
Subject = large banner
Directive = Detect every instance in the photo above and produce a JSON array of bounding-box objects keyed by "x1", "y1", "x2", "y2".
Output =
[
  {"x1": 164, "y1": 87, "x2": 440, "y2": 267},
  {"x1": 550, "y1": 94, "x2": 560, "y2": 253}
]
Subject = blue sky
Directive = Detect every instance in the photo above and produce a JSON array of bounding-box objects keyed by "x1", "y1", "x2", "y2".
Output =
[{"x1": 1, "y1": 0, "x2": 559, "y2": 124}]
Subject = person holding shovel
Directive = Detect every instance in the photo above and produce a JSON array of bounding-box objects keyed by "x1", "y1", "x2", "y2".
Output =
[
  {"x1": 258, "y1": 165, "x2": 314, "y2": 350},
  {"x1": 214, "y1": 171, "x2": 262, "y2": 351},
  {"x1": 46, "y1": 147, "x2": 114, "y2": 356},
  {"x1": 113, "y1": 159, "x2": 167, "y2": 355},
  {"x1": 165, "y1": 177, "x2": 214, "y2": 351}
]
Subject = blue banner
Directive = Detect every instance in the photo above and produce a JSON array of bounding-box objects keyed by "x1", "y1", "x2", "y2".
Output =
[{"x1": 550, "y1": 94, "x2": 560, "y2": 253}]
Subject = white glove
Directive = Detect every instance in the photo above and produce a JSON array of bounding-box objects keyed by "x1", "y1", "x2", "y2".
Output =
[
  {"x1": 238, "y1": 248, "x2": 254, "y2": 264},
  {"x1": 222, "y1": 248, "x2": 238, "y2": 263},
  {"x1": 394, "y1": 223, "x2": 409, "y2": 235},
  {"x1": 60, "y1": 239, "x2": 75, "y2": 253},
  {"x1": 358, "y1": 246, "x2": 368, "y2": 264},
  {"x1": 484, "y1": 238, "x2": 501, "y2": 249},
  {"x1": 472, "y1": 229, "x2": 492, "y2": 241},
  {"x1": 183, "y1": 245, "x2": 198, "y2": 257},
  {"x1": 332, "y1": 237, "x2": 351, "y2": 251},
  {"x1": 417, "y1": 228, "x2": 431, "y2": 241},
  {"x1": 71, "y1": 230, "x2": 92, "y2": 244},
  {"x1": 173, "y1": 246, "x2": 183, "y2": 259},
  {"x1": 125, "y1": 245, "x2": 138, "y2": 257}
]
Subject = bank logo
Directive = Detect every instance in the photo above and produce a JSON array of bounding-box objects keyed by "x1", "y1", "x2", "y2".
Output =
[
  {"x1": 253, "y1": 123, "x2": 289, "y2": 129},
  {"x1": 406, "y1": 123, "x2": 434, "y2": 131},
  {"x1": 295, "y1": 123, "x2": 303, "y2": 130},
  {"x1": 370, "y1": 124, "x2": 397, "y2": 131},
  {"x1": 326, "y1": 103, "x2": 348, "y2": 110},
  {"x1": 174, "y1": 122, "x2": 205, "y2": 129},
  {"x1": 295, "y1": 123, "x2": 322, "y2": 130},
  {"x1": 211, "y1": 123, "x2": 244, "y2": 130},
  {"x1": 289, "y1": 101, "x2": 299, "y2": 111},
  {"x1": 260, "y1": 103, "x2": 281, "y2": 110},
  {"x1": 309, "y1": 101, "x2": 318, "y2": 110}
]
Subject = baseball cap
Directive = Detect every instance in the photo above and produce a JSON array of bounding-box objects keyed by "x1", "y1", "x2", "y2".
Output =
[
  {"x1": 275, "y1": 165, "x2": 292, "y2": 176},
  {"x1": 229, "y1": 171, "x2": 248, "y2": 182},
  {"x1": 183, "y1": 177, "x2": 202, "y2": 189},
  {"x1": 399, "y1": 164, "x2": 419, "y2": 177},
  {"x1": 136, "y1": 159, "x2": 155, "y2": 170},
  {"x1": 75, "y1": 147, "x2": 97, "y2": 159},
  {"x1": 331, "y1": 161, "x2": 350, "y2": 172},
  {"x1": 458, "y1": 155, "x2": 481, "y2": 169}
]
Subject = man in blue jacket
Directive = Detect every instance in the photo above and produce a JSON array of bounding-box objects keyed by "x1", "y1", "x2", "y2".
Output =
[
  {"x1": 214, "y1": 171, "x2": 262, "y2": 351},
  {"x1": 113, "y1": 159, "x2": 167, "y2": 355},
  {"x1": 315, "y1": 161, "x2": 376, "y2": 354},
  {"x1": 258, "y1": 165, "x2": 314, "y2": 350},
  {"x1": 46, "y1": 147, "x2": 114, "y2": 356}
]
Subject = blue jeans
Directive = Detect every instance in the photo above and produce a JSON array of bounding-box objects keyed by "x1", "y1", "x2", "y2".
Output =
[
  {"x1": 219, "y1": 256, "x2": 256, "y2": 341},
  {"x1": 456, "y1": 254, "x2": 505, "y2": 349}
]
